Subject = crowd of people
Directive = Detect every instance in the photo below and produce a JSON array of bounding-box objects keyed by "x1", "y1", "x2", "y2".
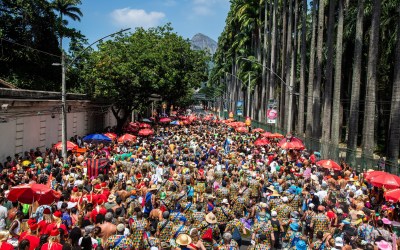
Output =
[{"x1": 0, "y1": 114, "x2": 399, "y2": 250}]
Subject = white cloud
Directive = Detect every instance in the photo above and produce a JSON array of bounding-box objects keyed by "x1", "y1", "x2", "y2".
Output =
[
  {"x1": 192, "y1": 0, "x2": 229, "y2": 16},
  {"x1": 164, "y1": 0, "x2": 177, "y2": 6},
  {"x1": 110, "y1": 8, "x2": 165, "y2": 29}
]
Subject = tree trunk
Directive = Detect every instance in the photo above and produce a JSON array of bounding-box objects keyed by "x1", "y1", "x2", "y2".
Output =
[
  {"x1": 305, "y1": 0, "x2": 317, "y2": 138},
  {"x1": 279, "y1": 0, "x2": 287, "y2": 128},
  {"x1": 362, "y1": 0, "x2": 381, "y2": 161},
  {"x1": 284, "y1": 0, "x2": 293, "y2": 132},
  {"x1": 331, "y1": 0, "x2": 344, "y2": 162},
  {"x1": 321, "y1": 0, "x2": 336, "y2": 158},
  {"x1": 313, "y1": 0, "x2": 325, "y2": 138},
  {"x1": 298, "y1": 0, "x2": 307, "y2": 136},
  {"x1": 261, "y1": 0, "x2": 269, "y2": 121},
  {"x1": 269, "y1": 0, "x2": 278, "y2": 101},
  {"x1": 387, "y1": 10, "x2": 400, "y2": 174},
  {"x1": 288, "y1": 0, "x2": 298, "y2": 133},
  {"x1": 346, "y1": 0, "x2": 364, "y2": 167}
]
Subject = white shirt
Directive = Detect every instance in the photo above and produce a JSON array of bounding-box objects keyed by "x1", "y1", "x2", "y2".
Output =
[{"x1": 316, "y1": 190, "x2": 328, "y2": 203}]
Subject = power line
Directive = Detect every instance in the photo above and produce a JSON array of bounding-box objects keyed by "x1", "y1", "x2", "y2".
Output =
[{"x1": 0, "y1": 38, "x2": 61, "y2": 58}]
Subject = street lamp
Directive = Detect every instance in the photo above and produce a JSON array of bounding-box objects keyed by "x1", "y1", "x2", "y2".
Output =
[
  {"x1": 53, "y1": 28, "x2": 131, "y2": 163},
  {"x1": 238, "y1": 57, "x2": 299, "y2": 131}
]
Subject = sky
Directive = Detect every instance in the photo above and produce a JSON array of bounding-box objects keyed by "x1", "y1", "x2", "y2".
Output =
[{"x1": 69, "y1": 0, "x2": 231, "y2": 45}]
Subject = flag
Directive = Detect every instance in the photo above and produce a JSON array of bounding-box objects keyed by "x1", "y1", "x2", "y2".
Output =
[{"x1": 86, "y1": 158, "x2": 109, "y2": 178}]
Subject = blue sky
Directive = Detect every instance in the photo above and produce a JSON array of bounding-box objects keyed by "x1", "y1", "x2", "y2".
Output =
[{"x1": 69, "y1": 0, "x2": 230, "y2": 44}]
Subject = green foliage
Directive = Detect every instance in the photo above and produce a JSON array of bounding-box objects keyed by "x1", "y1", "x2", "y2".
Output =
[{"x1": 81, "y1": 24, "x2": 208, "y2": 129}]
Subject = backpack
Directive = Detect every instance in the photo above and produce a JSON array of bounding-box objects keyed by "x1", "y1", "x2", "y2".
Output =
[
  {"x1": 232, "y1": 226, "x2": 242, "y2": 241},
  {"x1": 202, "y1": 227, "x2": 213, "y2": 241}
]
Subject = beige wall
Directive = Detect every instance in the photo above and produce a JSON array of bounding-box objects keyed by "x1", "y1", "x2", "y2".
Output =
[{"x1": 0, "y1": 100, "x2": 116, "y2": 162}]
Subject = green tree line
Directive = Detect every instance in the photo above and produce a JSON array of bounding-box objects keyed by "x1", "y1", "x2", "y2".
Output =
[{"x1": 210, "y1": 0, "x2": 399, "y2": 172}]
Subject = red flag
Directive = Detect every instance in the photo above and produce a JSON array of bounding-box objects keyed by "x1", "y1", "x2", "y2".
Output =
[{"x1": 86, "y1": 158, "x2": 109, "y2": 178}]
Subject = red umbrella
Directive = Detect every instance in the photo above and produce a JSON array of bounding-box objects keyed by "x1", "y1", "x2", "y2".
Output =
[
  {"x1": 7, "y1": 183, "x2": 61, "y2": 205},
  {"x1": 252, "y1": 128, "x2": 265, "y2": 133},
  {"x1": 117, "y1": 133, "x2": 137, "y2": 143},
  {"x1": 159, "y1": 117, "x2": 171, "y2": 123},
  {"x1": 317, "y1": 159, "x2": 342, "y2": 171},
  {"x1": 369, "y1": 173, "x2": 400, "y2": 189},
  {"x1": 261, "y1": 131, "x2": 273, "y2": 138},
  {"x1": 138, "y1": 123, "x2": 151, "y2": 128},
  {"x1": 138, "y1": 129, "x2": 154, "y2": 136},
  {"x1": 54, "y1": 141, "x2": 78, "y2": 151},
  {"x1": 278, "y1": 141, "x2": 305, "y2": 150},
  {"x1": 254, "y1": 138, "x2": 270, "y2": 146},
  {"x1": 384, "y1": 189, "x2": 400, "y2": 202},
  {"x1": 278, "y1": 137, "x2": 305, "y2": 148},
  {"x1": 271, "y1": 133, "x2": 284, "y2": 139},
  {"x1": 364, "y1": 170, "x2": 386, "y2": 181},
  {"x1": 104, "y1": 133, "x2": 117, "y2": 140},
  {"x1": 235, "y1": 126, "x2": 248, "y2": 133}
]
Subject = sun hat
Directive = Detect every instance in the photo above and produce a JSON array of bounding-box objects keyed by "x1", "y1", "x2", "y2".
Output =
[
  {"x1": 147, "y1": 184, "x2": 158, "y2": 191},
  {"x1": 116, "y1": 223, "x2": 125, "y2": 233},
  {"x1": 221, "y1": 199, "x2": 229, "y2": 205},
  {"x1": 107, "y1": 195, "x2": 116, "y2": 203},
  {"x1": 382, "y1": 218, "x2": 392, "y2": 225},
  {"x1": 289, "y1": 222, "x2": 299, "y2": 231},
  {"x1": 205, "y1": 212, "x2": 218, "y2": 224},
  {"x1": 335, "y1": 237, "x2": 344, "y2": 247},
  {"x1": 271, "y1": 211, "x2": 277, "y2": 217},
  {"x1": 309, "y1": 203, "x2": 315, "y2": 208},
  {"x1": 377, "y1": 240, "x2": 392, "y2": 250},
  {"x1": 176, "y1": 233, "x2": 192, "y2": 246},
  {"x1": 282, "y1": 197, "x2": 288, "y2": 202},
  {"x1": 260, "y1": 202, "x2": 267, "y2": 208},
  {"x1": 126, "y1": 180, "x2": 132, "y2": 185}
]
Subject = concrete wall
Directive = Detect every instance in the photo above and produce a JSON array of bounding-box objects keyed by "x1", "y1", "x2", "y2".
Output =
[{"x1": 0, "y1": 98, "x2": 116, "y2": 162}]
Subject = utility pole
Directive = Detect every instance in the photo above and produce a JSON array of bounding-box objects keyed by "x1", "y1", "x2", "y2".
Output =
[{"x1": 61, "y1": 51, "x2": 67, "y2": 163}]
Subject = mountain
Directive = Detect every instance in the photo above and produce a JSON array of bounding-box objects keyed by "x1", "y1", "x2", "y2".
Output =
[{"x1": 190, "y1": 33, "x2": 218, "y2": 55}]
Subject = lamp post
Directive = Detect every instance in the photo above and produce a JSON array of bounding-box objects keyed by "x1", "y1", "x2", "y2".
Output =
[
  {"x1": 238, "y1": 57, "x2": 299, "y2": 131},
  {"x1": 53, "y1": 28, "x2": 131, "y2": 163}
]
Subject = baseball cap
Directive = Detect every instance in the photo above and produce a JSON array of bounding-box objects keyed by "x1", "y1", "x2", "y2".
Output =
[{"x1": 335, "y1": 237, "x2": 344, "y2": 247}]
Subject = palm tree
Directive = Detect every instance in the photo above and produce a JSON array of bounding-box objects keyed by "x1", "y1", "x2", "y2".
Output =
[
  {"x1": 331, "y1": 0, "x2": 344, "y2": 161},
  {"x1": 297, "y1": 0, "x2": 307, "y2": 135},
  {"x1": 321, "y1": 0, "x2": 336, "y2": 157},
  {"x1": 362, "y1": 0, "x2": 381, "y2": 159},
  {"x1": 387, "y1": 8, "x2": 400, "y2": 173},
  {"x1": 284, "y1": 0, "x2": 293, "y2": 131},
  {"x1": 288, "y1": 0, "x2": 299, "y2": 133},
  {"x1": 346, "y1": 0, "x2": 365, "y2": 167},
  {"x1": 269, "y1": 0, "x2": 278, "y2": 100},
  {"x1": 313, "y1": 0, "x2": 325, "y2": 138},
  {"x1": 305, "y1": 0, "x2": 317, "y2": 139}
]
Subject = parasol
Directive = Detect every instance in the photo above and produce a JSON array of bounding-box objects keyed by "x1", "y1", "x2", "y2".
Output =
[
  {"x1": 54, "y1": 141, "x2": 78, "y2": 151},
  {"x1": 316, "y1": 159, "x2": 342, "y2": 171},
  {"x1": 117, "y1": 133, "x2": 137, "y2": 143},
  {"x1": 7, "y1": 183, "x2": 61, "y2": 205},
  {"x1": 254, "y1": 138, "x2": 270, "y2": 146},
  {"x1": 138, "y1": 129, "x2": 154, "y2": 136}
]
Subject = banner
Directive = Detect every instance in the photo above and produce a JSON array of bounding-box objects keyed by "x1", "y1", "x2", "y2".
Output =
[
  {"x1": 236, "y1": 101, "x2": 243, "y2": 116},
  {"x1": 267, "y1": 108, "x2": 278, "y2": 124}
]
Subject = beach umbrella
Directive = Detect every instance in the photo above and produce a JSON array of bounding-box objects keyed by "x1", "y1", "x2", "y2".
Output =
[
  {"x1": 384, "y1": 189, "x2": 400, "y2": 202},
  {"x1": 364, "y1": 170, "x2": 386, "y2": 181},
  {"x1": 138, "y1": 123, "x2": 151, "y2": 128},
  {"x1": 7, "y1": 183, "x2": 61, "y2": 205},
  {"x1": 254, "y1": 138, "x2": 270, "y2": 146},
  {"x1": 117, "y1": 134, "x2": 137, "y2": 143},
  {"x1": 138, "y1": 129, "x2": 154, "y2": 136},
  {"x1": 235, "y1": 126, "x2": 248, "y2": 133},
  {"x1": 316, "y1": 159, "x2": 342, "y2": 171},
  {"x1": 270, "y1": 133, "x2": 284, "y2": 139},
  {"x1": 54, "y1": 141, "x2": 78, "y2": 151},
  {"x1": 278, "y1": 141, "x2": 305, "y2": 150},
  {"x1": 83, "y1": 134, "x2": 112, "y2": 143},
  {"x1": 104, "y1": 133, "x2": 117, "y2": 140},
  {"x1": 252, "y1": 128, "x2": 265, "y2": 133},
  {"x1": 159, "y1": 117, "x2": 171, "y2": 123},
  {"x1": 369, "y1": 173, "x2": 400, "y2": 189},
  {"x1": 261, "y1": 132, "x2": 273, "y2": 138}
]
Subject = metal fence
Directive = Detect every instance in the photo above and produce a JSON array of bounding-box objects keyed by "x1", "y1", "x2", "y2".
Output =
[{"x1": 212, "y1": 110, "x2": 398, "y2": 174}]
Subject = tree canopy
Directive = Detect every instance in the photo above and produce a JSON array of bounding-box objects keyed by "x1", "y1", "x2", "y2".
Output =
[{"x1": 81, "y1": 25, "x2": 209, "y2": 131}]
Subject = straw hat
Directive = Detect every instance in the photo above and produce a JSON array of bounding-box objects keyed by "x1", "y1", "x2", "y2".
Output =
[
  {"x1": 0, "y1": 231, "x2": 9, "y2": 241},
  {"x1": 147, "y1": 184, "x2": 158, "y2": 191},
  {"x1": 271, "y1": 191, "x2": 281, "y2": 197},
  {"x1": 176, "y1": 234, "x2": 192, "y2": 246},
  {"x1": 267, "y1": 185, "x2": 276, "y2": 192},
  {"x1": 242, "y1": 164, "x2": 249, "y2": 170},
  {"x1": 205, "y1": 212, "x2": 218, "y2": 224}
]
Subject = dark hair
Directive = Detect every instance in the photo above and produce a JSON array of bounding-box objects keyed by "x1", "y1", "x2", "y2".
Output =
[
  {"x1": 19, "y1": 239, "x2": 30, "y2": 250},
  {"x1": 80, "y1": 235, "x2": 93, "y2": 250}
]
